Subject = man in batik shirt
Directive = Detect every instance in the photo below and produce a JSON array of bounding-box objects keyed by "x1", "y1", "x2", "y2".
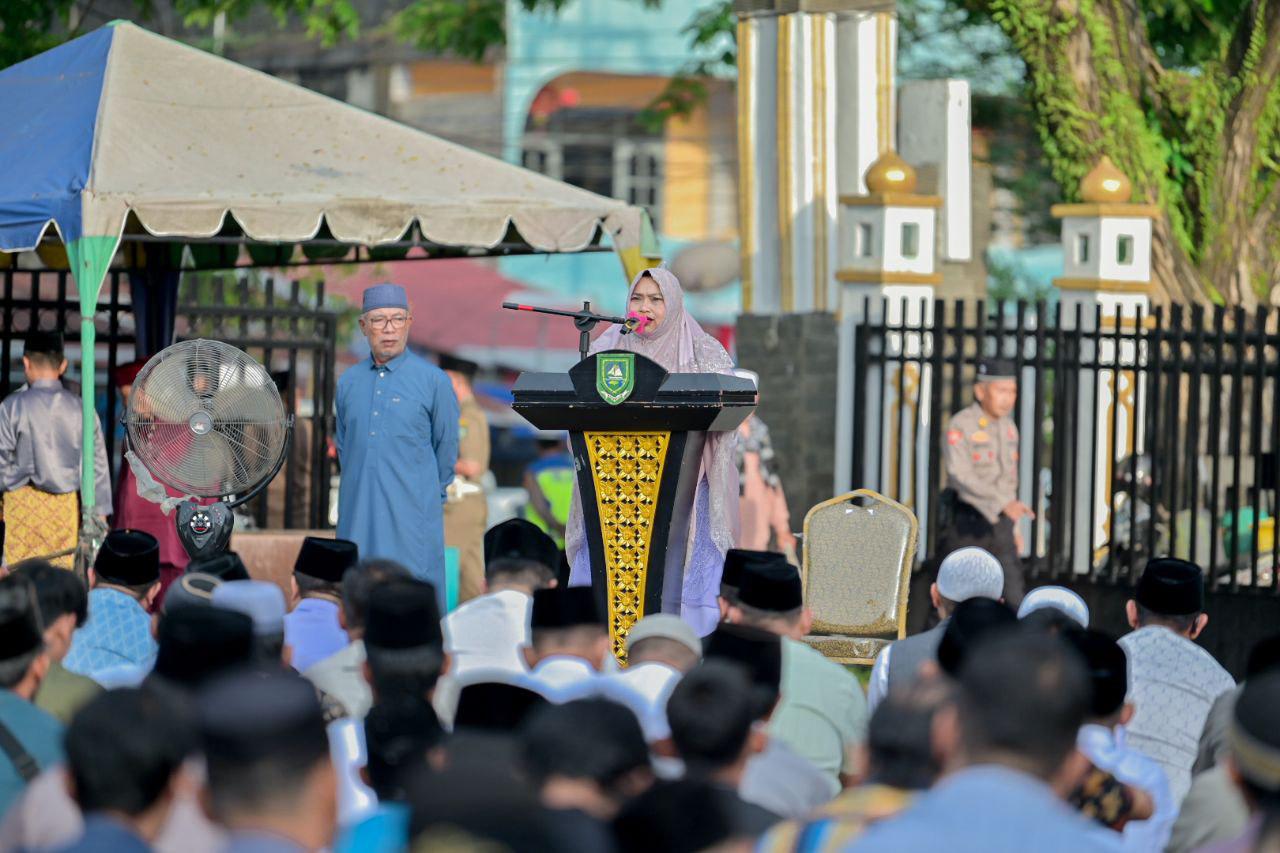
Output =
[{"x1": 0, "y1": 332, "x2": 111, "y2": 568}]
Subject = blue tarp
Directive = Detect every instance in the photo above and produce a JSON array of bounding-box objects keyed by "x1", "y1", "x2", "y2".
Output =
[{"x1": 0, "y1": 26, "x2": 113, "y2": 250}]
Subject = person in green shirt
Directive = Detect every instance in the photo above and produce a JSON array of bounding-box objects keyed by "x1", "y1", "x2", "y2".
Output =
[
  {"x1": 11, "y1": 559, "x2": 102, "y2": 724},
  {"x1": 726, "y1": 550, "x2": 869, "y2": 790},
  {"x1": 522, "y1": 433, "x2": 574, "y2": 550}
]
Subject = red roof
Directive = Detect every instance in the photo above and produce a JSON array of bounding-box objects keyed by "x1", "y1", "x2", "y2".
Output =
[{"x1": 327, "y1": 259, "x2": 583, "y2": 358}]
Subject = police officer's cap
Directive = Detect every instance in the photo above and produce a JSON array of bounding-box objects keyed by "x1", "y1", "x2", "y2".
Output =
[
  {"x1": 976, "y1": 358, "x2": 1017, "y2": 383},
  {"x1": 438, "y1": 353, "x2": 480, "y2": 379}
]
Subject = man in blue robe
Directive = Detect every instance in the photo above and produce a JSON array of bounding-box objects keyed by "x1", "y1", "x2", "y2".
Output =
[{"x1": 336, "y1": 284, "x2": 458, "y2": 601}]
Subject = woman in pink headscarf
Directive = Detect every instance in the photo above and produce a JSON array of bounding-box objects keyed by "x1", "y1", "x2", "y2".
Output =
[{"x1": 564, "y1": 268, "x2": 739, "y2": 635}]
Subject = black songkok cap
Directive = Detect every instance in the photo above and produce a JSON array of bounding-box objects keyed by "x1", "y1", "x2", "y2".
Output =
[
  {"x1": 1135, "y1": 557, "x2": 1204, "y2": 616},
  {"x1": 453, "y1": 681, "x2": 547, "y2": 731},
  {"x1": 976, "y1": 357, "x2": 1016, "y2": 382},
  {"x1": 721, "y1": 549, "x2": 774, "y2": 594},
  {"x1": 1231, "y1": 672, "x2": 1280, "y2": 792},
  {"x1": 735, "y1": 553, "x2": 803, "y2": 612},
  {"x1": 530, "y1": 587, "x2": 604, "y2": 630},
  {"x1": 438, "y1": 353, "x2": 479, "y2": 380},
  {"x1": 187, "y1": 551, "x2": 250, "y2": 583},
  {"x1": 0, "y1": 576, "x2": 44, "y2": 659},
  {"x1": 24, "y1": 330, "x2": 64, "y2": 360},
  {"x1": 484, "y1": 519, "x2": 559, "y2": 571},
  {"x1": 1246, "y1": 633, "x2": 1280, "y2": 678},
  {"x1": 937, "y1": 597, "x2": 1018, "y2": 676},
  {"x1": 364, "y1": 579, "x2": 442, "y2": 651},
  {"x1": 703, "y1": 623, "x2": 782, "y2": 719},
  {"x1": 1063, "y1": 628, "x2": 1128, "y2": 718},
  {"x1": 294, "y1": 536, "x2": 359, "y2": 583},
  {"x1": 94, "y1": 529, "x2": 160, "y2": 586},
  {"x1": 153, "y1": 607, "x2": 255, "y2": 688},
  {"x1": 198, "y1": 668, "x2": 328, "y2": 766}
]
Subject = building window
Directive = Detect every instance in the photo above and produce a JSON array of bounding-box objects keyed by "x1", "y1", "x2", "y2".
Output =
[
  {"x1": 614, "y1": 140, "x2": 664, "y2": 229},
  {"x1": 523, "y1": 107, "x2": 665, "y2": 229},
  {"x1": 1076, "y1": 233, "x2": 1090, "y2": 264},
  {"x1": 1117, "y1": 234, "x2": 1134, "y2": 265},
  {"x1": 520, "y1": 137, "x2": 564, "y2": 180},
  {"x1": 856, "y1": 223, "x2": 874, "y2": 258},
  {"x1": 901, "y1": 223, "x2": 920, "y2": 259},
  {"x1": 296, "y1": 67, "x2": 350, "y2": 102}
]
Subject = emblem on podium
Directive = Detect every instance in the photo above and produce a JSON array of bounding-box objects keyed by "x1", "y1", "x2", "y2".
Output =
[{"x1": 596, "y1": 353, "x2": 635, "y2": 405}]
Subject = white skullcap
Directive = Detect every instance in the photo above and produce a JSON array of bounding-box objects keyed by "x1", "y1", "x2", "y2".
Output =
[
  {"x1": 212, "y1": 580, "x2": 286, "y2": 637},
  {"x1": 1017, "y1": 586, "x2": 1090, "y2": 627},
  {"x1": 936, "y1": 547, "x2": 1004, "y2": 602},
  {"x1": 626, "y1": 613, "x2": 701, "y2": 658}
]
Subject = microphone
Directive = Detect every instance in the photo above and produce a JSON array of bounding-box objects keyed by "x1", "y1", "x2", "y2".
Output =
[{"x1": 625, "y1": 312, "x2": 650, "y2": 334}]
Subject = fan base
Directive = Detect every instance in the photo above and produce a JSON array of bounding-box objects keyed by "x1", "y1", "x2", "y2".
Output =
[{"x1": 177, "y1": 501, "x2": 235, "y2": 560}]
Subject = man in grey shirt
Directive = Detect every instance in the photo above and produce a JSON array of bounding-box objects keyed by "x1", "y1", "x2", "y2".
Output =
[
  {"x1": 0, "y1": 331, "x2": 111, "y2": 567},
  {"x1": 867, "y1": 546, "x2": 1004, "y2": 711}
]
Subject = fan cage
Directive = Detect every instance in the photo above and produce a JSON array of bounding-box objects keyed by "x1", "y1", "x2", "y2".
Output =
[{"x1": 124, "y1": 339, "x2": 289, "y2": 498}]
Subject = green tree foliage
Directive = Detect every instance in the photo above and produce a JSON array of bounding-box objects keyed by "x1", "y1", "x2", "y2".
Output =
[{"x1": 8, "y1": 0, "x2": 1276, "y2": 305}]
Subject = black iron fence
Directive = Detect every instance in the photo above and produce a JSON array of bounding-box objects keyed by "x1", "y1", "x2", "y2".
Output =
[
  {"x1": 0, "y1": 267, "x2": 338, "y2": 530},
  {"x1": 852, "y1": 297, "x2": 1280, "y2": 596}
]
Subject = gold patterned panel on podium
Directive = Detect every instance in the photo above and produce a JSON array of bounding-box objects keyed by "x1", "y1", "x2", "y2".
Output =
[{"x1": 584, "y1": 431, "x2": 670, "y2": 662}]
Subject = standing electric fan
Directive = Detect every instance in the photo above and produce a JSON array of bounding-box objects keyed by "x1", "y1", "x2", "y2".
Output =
[{"x1": 122, "y1": 339, "x2": 293, "y2": 558}]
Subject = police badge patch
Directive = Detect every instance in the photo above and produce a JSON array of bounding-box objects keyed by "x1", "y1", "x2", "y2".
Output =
[{"x1": 596, "y1": 353, "x2": 635, "y2": 405}]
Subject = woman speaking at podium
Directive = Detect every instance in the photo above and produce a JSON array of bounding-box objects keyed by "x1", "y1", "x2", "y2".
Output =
[{"x1": 564, "y1": 268, "x2": 740, "y2": 635}]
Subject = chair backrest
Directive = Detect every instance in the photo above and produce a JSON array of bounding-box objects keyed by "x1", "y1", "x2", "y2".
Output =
[{"x1": 802, "y1": 490, "x2": 917, "y2": 637}]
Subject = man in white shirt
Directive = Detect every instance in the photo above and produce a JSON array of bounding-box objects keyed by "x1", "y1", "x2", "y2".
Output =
[
  {"x1": 867, "y1": 547, "x2": 1004, "y2": 711},
  {"x1": 1118, "y1": 557, "x2": 1235, "y2": 805},
  {"x1": 443, "y1": 520, "x2": 559, "y2": 679},
  {"x1": 433, "y1": 520, "x2": 560, "y2": 725},
  {"x1": 595, "y1": 614, "x2": 701, "y2": 742},
  {"x1": 1066, "y1": 628, "x2": 1175, "y2": 852},
  {"x1": 524, "y1": 586, "x2": 609, "y2": 703}
]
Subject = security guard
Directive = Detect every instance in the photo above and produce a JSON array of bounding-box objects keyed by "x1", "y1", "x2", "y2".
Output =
[
  {"x1": 938, "y1": 357, "x2": 1030, "y2": 605},
  {"x1": 441, "y1": 354, "x2": 490, "y2": 605}
]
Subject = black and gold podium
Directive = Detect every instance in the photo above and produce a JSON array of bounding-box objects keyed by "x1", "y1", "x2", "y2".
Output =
[{"x1": 512, "y1": 351, "x2": 755, "y2": 659}]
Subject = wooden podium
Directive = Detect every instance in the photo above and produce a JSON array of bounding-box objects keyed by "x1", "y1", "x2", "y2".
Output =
[{"x1": 512, "y1": 351, "x2": 755, "y2": 658}]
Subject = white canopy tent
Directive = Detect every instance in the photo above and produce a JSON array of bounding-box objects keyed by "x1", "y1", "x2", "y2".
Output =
[{"x1": 0, "y1": 21, "x2": 657, "y2": 517}]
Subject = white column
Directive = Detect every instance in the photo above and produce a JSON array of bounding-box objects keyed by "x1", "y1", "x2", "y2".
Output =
[
  {"x1": 898, "y1": 80, "x2": 972, "y2": 262},
  {"x1": 834, "y1": 11, "x2": 895, "y2": 197},
  {"x1": 835, "y1": 284, "x2": 935, "y2": 514},
  {"x1": 1058, "y1": 288, "x2": 1150, "y2": 574},
  {"x1": 738, "y1": 14, "x2": 780, "y2": 314}
]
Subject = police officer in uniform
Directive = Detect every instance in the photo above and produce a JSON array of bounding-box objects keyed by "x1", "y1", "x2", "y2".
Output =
[
  {"x1": 938, "y1": 358, "x2": 1031, "y2": 606},
  {"x1": 440, "y1": 354, "x2": 490, "y2": 605}
]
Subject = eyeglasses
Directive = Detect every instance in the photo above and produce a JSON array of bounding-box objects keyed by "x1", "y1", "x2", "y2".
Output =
[{"x1": 366, "y1": 314, "x2": 409, "y2": 330}]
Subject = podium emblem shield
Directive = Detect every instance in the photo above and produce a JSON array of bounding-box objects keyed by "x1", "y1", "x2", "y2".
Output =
[{"x1": 596, "y1": 353, "x2": 636, "y2": 405}]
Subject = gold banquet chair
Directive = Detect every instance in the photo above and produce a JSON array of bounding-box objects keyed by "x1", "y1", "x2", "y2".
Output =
[{"x1": 800, "y1": 489, "x2": 918, "y2": 666}]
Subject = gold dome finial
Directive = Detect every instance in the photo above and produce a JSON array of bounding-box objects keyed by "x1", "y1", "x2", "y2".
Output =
[
  {"x1": 1080, "y1": 156, "x2": 1131, "y2": 203},
  {"x1": 864, "y1": 150, "x2": 918, "y2": 194}
]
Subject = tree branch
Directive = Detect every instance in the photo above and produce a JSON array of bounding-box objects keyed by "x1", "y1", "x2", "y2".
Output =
[{"x1": 1105, "y1": 0, "x2": 1167, "y2": 108}]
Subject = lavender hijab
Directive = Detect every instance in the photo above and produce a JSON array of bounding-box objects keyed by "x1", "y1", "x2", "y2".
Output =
[{"x1": 564, "y1": 268, "x2": 739, "y2": 635}]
